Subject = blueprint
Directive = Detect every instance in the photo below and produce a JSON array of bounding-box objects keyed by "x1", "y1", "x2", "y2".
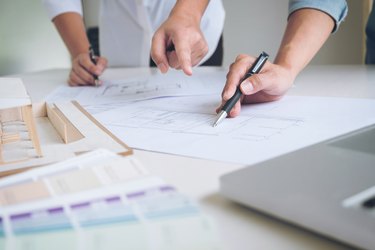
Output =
[
  {"x1": 94, "y1": 95, "x2": 375, "y2": 165},
  {"x1": 46, "y1": 70, "x2": 225, "y2": 110}
]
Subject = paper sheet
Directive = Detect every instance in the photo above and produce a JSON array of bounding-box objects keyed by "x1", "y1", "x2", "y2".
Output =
[
  {"x1": 46, "y1": 71, "x2": 225, "y2": 113},
  {"x1": 93, "y1": 95, "x2": 375, "y2": 165}
]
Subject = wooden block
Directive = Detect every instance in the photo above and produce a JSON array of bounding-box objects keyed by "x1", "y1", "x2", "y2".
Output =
[
  {"x1": 47, "y1": 103, "x2": 84, "y2": 144},
  {"x1": 21, "y1": 105, "x2": 42, "y2": 157},
  {"x1": 0, "y1": 107, "x2": 22, "y2": 123},
  {"x1": 1, "y1": 133, "x2": 20, "y2": 144}
]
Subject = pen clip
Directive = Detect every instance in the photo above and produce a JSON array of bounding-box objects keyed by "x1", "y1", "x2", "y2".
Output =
[
  {"x1": 250, "y1": 51, "x2": 269, "y2": 74},
  {"x1": 89, "y1": 46, "x2": 96, "y2": 62}
]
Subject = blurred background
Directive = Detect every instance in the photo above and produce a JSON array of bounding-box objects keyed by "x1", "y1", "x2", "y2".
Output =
[{"x1": 0, "y1": 0, "x2": 372, "y2": 76}]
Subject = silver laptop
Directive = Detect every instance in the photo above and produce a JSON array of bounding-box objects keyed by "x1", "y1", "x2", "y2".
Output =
[{"x1": 220, "y1": 125, "x2": 375, "y2": 250}]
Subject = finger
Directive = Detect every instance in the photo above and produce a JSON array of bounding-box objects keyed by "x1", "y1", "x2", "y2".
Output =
[
  {"x1": 228, "y1": 100, "x2": 242, "y2": 118},
  {"x1": 167, "y1": 51, "x2": 180, "y2": 69},
  {"x1": 173, "y1": 37, "x2": 192, "y2": 75},
  {"x1": 72, "y1": 61, "x2": 95, "y2": 84},
  {"x1": 242, "y1": 91, "x2": 283, "y2": 104},
  {"x1": 190, "y1": 41, "x2": 208, "y2": 67},
  {"x1": 68, "y1": 70, "x2": 89, "y2": 86},
  {"x1": 95, "y1": 56, "x2": 108, "y2": 75},
  {"x1": 221, "y1": 56, "x2": 252, "y2": 101},
  {"x1": 151, "y1": 32, "x2": 169, "y2": 73},
  {"x1": 240, "y1": 73, "x2": 269, "y2": 96},
  {"x1": 68, "y1": 77, "x2": 79, "y2": 87},
  {"x1": 215, "y1": 95, "x2": 242, "y2": 117},
  {"x1": 215, "y1": 104, "x2": 222, "y2": 114},
  {"x1": 78, "y1": 54, "x2": 100, "y2": 76},
  {"x1": 170, "y1": 40, "x2": 206, "y2": 71},
  {"x1": 219, "y1": 55, "x2": 255, "y2": 117}
]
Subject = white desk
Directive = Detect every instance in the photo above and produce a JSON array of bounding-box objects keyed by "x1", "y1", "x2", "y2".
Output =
[{"x1": 15, "y1": 65, "x2": 375, "y2": 250}]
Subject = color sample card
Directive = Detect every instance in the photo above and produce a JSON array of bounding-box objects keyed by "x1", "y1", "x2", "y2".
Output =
[
  {"x1": 48, "y1": 168, "x2": 102, "y2": 195},
  {"x1": 0, "y1": 149, "x2": 147, "y2": 207},
  {"x1": 3, "y1": 184, "x2": 199, "y2": 235},
  {"x1": 1, "y1": 185, "x2": 218, "y2": 250},
  {"x1": 0, "y1": 181, "x2": 50, "y2": 206},
  {"x1": 0, "y1": 149, "x2": 220, "y2": 250}
]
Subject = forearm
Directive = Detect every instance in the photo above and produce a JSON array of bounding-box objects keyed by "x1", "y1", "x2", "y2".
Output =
[
  {"x1": 52, "y1": 12, "x2": 90, "y2": 59},
  {"x1": 169, "y1": 0, "x2": 210, "y2": 23},
  {"x1": 274, "y1": 8, "x2": 335, "y2": 77}
]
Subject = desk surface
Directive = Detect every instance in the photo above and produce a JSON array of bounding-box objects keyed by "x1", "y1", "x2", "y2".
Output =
[{"x1": 15, "y1": 65, "x2": 375, "y2": 250}]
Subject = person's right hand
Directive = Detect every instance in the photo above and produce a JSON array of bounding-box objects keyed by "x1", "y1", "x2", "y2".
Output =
[
  {"x1": 68, "y1": 53, "x2": 108, "y2": 86},
  {"x1": 217, "y1": 54, "x2": 296, "y2": 117},
  {"x1": 151, "y1": 9, "x2": 208, "y2": 76}
]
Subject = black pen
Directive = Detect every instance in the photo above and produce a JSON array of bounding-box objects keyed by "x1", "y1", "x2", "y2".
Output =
[
  {"x1": 212, "y1": 51, "x2": 269, "y2": 127},
  {"x1": 89, "y1": 46, "x2": 99, "y2": 87}
]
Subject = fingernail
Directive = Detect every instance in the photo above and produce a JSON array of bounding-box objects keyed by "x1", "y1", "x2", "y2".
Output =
[
  {"x1": 96, "y1": 66, "x2": 104, "y2": 73},
  {"x1": 158, "y1": 63, "x2": 168, "y2": 73},
  {"x1": 240, "y1": 80, "x2": 254, "y2": 94},
  {"x1": 186, "y1": 66, "x2": 193, "y2": 76},
  {"x1": 215, "y1": 105, "x2": 222, "y2": 113}
]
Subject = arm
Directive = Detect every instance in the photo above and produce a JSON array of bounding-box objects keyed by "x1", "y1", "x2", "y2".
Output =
[
  {"x1": 274, "y1": 8, "x2": 335, "y2": 80},
  {"x1": 218, "y1": 8, "x2": 340, "y2": 117},
  {"x1": 52, "y1": 13, "x2": 107, "y2": 86},
  {"x1": 151, "y1": 0, "x2": 210, "y2": 75},
  {"x1": 53, "y1": 12, "x2": 90, "y2": 59}
]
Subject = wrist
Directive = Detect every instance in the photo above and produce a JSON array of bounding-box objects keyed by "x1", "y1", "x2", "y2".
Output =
[
  {"x1": 274, "y1": 47, "x2": 302, "y2": 80},
  {"x1": 71, "y1": 47, "x2": 90, "y2": 62},
  {"x1": 170, "y1": 0, "x2": 208, "y2": 24}
]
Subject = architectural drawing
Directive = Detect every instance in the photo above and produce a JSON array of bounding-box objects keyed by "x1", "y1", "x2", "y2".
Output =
[
  {"x1": 100, "y1": 79, "x2": 183, "y2": 97},
  {"x1": 46, "y1": 71, "x2": 224, "y2": 106},
  {"x1": 94, "y1": 95, "x2": 375, "y2": 165},
  {"x1": 106, "y1": 107, "x2": 304, "y2": 142}
]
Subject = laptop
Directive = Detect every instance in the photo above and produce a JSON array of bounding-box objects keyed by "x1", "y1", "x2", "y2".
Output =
[{"x1": 220, "y1": 125, "x2": 375, "y2": 250}]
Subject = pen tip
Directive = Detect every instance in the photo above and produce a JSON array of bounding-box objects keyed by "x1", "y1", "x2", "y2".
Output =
[{"x1": 212, "y1": 110, "x2": 227, "y2": 128}]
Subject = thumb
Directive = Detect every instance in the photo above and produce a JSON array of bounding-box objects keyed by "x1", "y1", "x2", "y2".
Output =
[{"x1": 239, "y1": 74, "x2": 267, "y2": 95}]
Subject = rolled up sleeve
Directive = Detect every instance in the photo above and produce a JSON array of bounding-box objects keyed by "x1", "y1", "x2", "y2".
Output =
[
  {"x1": 288, "y1": 0, "x2": 348, "y2": 33},
  {"x1": 42, "y1": 0, "x2": 82, "y2": 20}
]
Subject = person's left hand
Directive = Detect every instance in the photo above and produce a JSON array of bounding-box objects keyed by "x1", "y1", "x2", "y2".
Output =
[
  {"x1": 68, "y1": 53, "x2": 107, "y2": 86},
  {"x1": 217, "y1": 54, "x2": 296, "y2": 117},
  {"x1": 151, "y1": 13, "x2": 208, "y2": 76}
]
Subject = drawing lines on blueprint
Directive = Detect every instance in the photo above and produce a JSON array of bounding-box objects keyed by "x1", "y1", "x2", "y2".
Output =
[
  {"x1": 94, "y1": 95, "x2": 375, "y2": 165},
  {"x1": 99, "y1": 80, "x2": 183, "y2": 98},
  {"x1": 106, "y1": 107, "x2": 304, "y2": 142},
  {"x1": 230, "y1": 115, "x2": 304, "y2": 141}
]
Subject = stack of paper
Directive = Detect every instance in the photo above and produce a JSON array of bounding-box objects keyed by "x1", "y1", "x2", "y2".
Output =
[{"x1": 0, "y1": 149, "x2": 219, "y2": 250}]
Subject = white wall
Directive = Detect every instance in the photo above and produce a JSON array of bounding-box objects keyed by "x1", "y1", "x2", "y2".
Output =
[
  {"x1": 0, "y1": 0, "x2": 367, "y2": 76},
  {"x1": 222, "y1": 0, "x2": 287, "y2": 65},
  {"x1": 0, "y1": 0, "x2": 70, "y2": 76},
  {"x1": 222, "y1": 0, "x2": 364, "y2": 65}
]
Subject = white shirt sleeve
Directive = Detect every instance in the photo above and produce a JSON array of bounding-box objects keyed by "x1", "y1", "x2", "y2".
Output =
[{"x1": 42, "y1": 0, "x2": 82, "y2": 20}]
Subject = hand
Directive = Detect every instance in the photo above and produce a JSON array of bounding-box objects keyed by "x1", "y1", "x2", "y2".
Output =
[
  {"x1": 68, "y1": 53, "x2": 107, "y2": 86},
  {"x1": 151, "y1": 13, "x2": 208, "y2": 76},
  {"x1": 217, "y1": 54, "x2": 295, "y2": 117}
]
